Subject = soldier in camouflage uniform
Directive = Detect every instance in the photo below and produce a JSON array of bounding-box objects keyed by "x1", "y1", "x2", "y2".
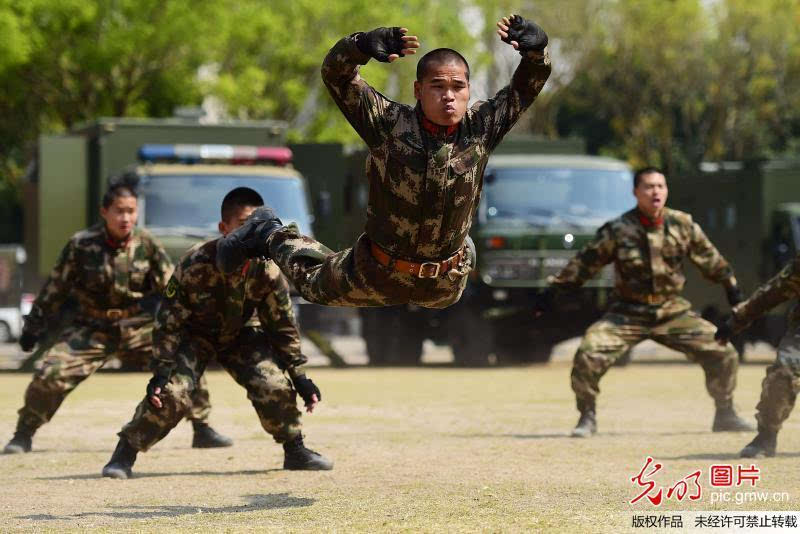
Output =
[
  {"x1": 535, "y1": 167, "x2": 753, "y2": 437},
  {"x1": 216, "y1": 15, "x2": 551, "y2": 310},
  {"x1": 102, "y1": 188, "x2": 332, "y2": 479},
  {"x1": 3, "y1": 176, "x2": 231, "y2": 454},
  {"x1": 716, "y1": 254, "x2": 800, "y2": 457}
]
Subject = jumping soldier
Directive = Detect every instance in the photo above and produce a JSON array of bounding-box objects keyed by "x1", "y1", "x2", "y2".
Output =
[
  {"x1": 102, "y1": 187, "x2": 332, "y2": 479},
  {"x1": 3, "y1": 173, "x2": 230, "y2": 454},
  {"x1": 717, "y1": 254, "x2": 800, "y2": 457},
  {"x1": 535, "y1": 167, "x2": 754, "y2": 437},
  {"x1": 215, "y1": 15, "x2": 551, "y2": 310}
]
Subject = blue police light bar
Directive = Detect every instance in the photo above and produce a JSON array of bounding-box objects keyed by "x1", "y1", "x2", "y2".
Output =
[{"x1": 138, "y1": 144, "x2": 293, "y2": 165}]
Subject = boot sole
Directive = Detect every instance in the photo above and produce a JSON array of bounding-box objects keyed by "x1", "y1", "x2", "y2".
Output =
[
  {"x1": 192, "y1": 441, "x2": 234, "y2": 449},
  {"x1": 102, "y1": 467, "x2": 132, "y2": 479},
  {"x1": 2, "y1": 445, "x2": 31, "y2": 454},
  {"x1": 283, "y1": 462, "x2": 334, "y2": 471}
]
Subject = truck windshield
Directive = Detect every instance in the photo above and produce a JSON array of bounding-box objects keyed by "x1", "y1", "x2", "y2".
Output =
[
  {"x1": 140, "y1": 174, "x2": 312, "y2": 234},
  {"x1": 482, "y1": 167, "x2": 633, "y2": 227}
]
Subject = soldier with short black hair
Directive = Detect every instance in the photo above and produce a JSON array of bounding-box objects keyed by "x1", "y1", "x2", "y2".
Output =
[
  {"x1": 534, "y1": 168, "x2": 754, "y2": 437},
  {"x1": 3, "y1": 174, "x2": 231, "y2": 455},
  {"x1": 102, "y1": 187, "x2": 331, "y2": 479},
  {"x1": 215, "y1": 14, "x2": 551, "y2": 310},
  {"x1": 716, "y1": 255, "x2": 800, "y2": 457}
]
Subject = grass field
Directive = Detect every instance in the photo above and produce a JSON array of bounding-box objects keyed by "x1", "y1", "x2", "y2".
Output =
[{"x1": 1, "y1": 360, "x2": 799, "y2": 533}]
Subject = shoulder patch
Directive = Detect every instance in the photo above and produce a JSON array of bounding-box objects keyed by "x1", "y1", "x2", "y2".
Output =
[{"x1": 165, "y1": 277, "x2": 179, "y2": 298}]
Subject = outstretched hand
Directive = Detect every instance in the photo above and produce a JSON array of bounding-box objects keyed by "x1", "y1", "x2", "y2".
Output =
[
  {"x1": 496, "y1": 14, "x2": 548, "y2": 53},
  {"x1": 357, "y1": 27, "x2": 420, "y2": 63}
]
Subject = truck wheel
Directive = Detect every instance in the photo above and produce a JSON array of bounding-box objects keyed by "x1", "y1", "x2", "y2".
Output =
[{"x1": 447, "y1": 305, "x2": 494, "y2": 366}]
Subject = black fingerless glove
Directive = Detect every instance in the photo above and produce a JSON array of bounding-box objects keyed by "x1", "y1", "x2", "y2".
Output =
[
  {"x1": 502, "y1": 14, "x2": 548, "y2": 54},
  {"x1": 19, "y1": 331, "x2": 38, "y2": 352},
  {"x1": 356, "y1": 27, "x2": 406, "y2": 62},
  {"x1": 146, "y1": 368, "x2": 171, "y2": 399},
  {"x1": 293, "y1": 374, "x2": 322, "y2": 405}
]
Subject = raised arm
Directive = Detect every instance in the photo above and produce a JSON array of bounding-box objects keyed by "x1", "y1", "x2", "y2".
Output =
[
  {"x1": 475, "y1": 15, "x2": 551, "y2": 151},
  {"x1": 321, "y1": 27, "x2": 419, "y2": 148}
]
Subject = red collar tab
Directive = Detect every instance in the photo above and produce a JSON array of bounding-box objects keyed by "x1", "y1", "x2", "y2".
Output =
[
  {"x1": 638, "y1": 213, "x2": 664, "y2": 228},
  {"x1": 241, "y1": 259, "x2": 251, "y2": 277},
  {"x1": 105, "y1": 232, "x2": 131, "y2": 249},
  {"x1": 421, "y1": 115, "x2": 458, "y2": 137}
]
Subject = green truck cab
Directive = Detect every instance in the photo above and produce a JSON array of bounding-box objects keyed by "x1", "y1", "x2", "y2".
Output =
[{"x1": 359, "y1": 152, "x2": 633, "y2": 365}]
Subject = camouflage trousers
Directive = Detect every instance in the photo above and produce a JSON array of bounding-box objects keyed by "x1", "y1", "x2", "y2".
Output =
[
  {"x1": 571, "y1": 310, "x2": 739, "y2": 413},
  {"x1": 753, "y1": 322, "x2": 800, "y2": 433},
  {"x1": 267, "y1": 229, "x2": 468, "y2": 308},
  {"x1": 119, "y1": 331, "x2": 302, "y2": 451},
  {"x1": 16, "y1": 318, "x2": 211, "y2": 434}
]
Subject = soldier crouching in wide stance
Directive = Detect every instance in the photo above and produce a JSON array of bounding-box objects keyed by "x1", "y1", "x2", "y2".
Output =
[
  {"x1": 102, "y1": 187, "x2": 331, "y2": 479},
  {"x1": 215, "y1": 15, "x2": 551, "y2": 309},
  {"x1": 3, "y1": 175, "x2": 230, "y2": 454},
  {"x1": 534, "y1": 167, "x2": 754, "y2": 437},
  {"x1": 716, "y1": 254, "x2": 800, "y2": 457}
]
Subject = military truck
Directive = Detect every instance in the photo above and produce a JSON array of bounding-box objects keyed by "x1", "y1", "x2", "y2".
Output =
[{"x1": 358, "y1": 138, "x2": 633, "y2": 365}]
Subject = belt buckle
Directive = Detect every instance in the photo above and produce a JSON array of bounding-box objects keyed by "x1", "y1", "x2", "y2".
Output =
[
  {"x1": 106, "y1": 308, "x2": 124, "y2": 320},
  {"x1": 418, "y1": 262, "x2": 441, "y2": 278}
]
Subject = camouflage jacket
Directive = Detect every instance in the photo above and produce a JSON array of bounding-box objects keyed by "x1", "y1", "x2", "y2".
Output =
[
  {"x1": 732, "y1": 254, "x2": 800, "y2": 330},
  {"x1": 550, "y1": 208, "x2": 736, "y2": 319},
  {"x1": 24, "y1": 224, "x2": 173, "y2": 337},
  {"x1": 322, "y1": 34, "x2": 551, "y2": 261},
  {"x1": 154, "y1": 239, "x2": 305, "y2": 375}
]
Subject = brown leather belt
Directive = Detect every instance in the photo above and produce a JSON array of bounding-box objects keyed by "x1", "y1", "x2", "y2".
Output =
[
  {"x1": 370, "y1": 241, "x2": 464, "y2": 279},
  {"x1": 83, "y1": 305, "x2": 140, "y2": 321}
]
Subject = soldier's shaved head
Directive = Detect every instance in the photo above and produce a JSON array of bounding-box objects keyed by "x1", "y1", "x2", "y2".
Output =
[
  {"x1": 416, "y1": 48, "x2": 470, "y2": 82},
  {"x1": 221, "y1": 187, "x2": 264, "y2": 223}
]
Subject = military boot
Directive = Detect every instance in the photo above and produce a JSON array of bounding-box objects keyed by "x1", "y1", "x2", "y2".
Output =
[
  {"x1": 216, "y1": 206, "x2": 283, "y2": 274},
  {"x1": 3, "y1": 429, "x2": 33, "y2": 454},
  {"x1": 191, "y1": 422, "x2": 233, "y2": 448},
  {"x1": 102, "y1": 437, "x2": 139, "y2": 479},
  {"x1": 283, "y1": 435, "x2": 333, "y2": 471},
  {"x1": 740, "y1": 428, "x2": 777, "y2": 458},
  {"x1": 712, "y1": 406, "x2": 755, "y2": 432},
  {"x1": 571, "y1": 410, "x2": 597, "y2": 438}
]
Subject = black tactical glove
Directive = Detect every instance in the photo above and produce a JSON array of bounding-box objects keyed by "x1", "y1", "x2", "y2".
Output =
[
  {"x1": 19, "y1": 331, "x2": 38, "y2": 352},
  {"x1": 714, "y1": 316, "x2": 735, "y2": 345},
  {"x1": 356, "y1": 27, "x2": 406, "y2": 62},
  {"x1": 502, "y1": 14, "x2": 548, "y2": 54},
  {"x1": 725, "y1": 285, "x2": 744, "y2": 308},
  {"x1": 216, "y1": 206, "x2": 283, "y2": 274},
  {"x1": 292, "y1": 374, "x2": 322, "y2": 406},
  {"x1": 146, "y1": 368, "x2": 171, "y2": 403},
  {"x1": 531, "y1": 288, "x2": 555, "y2": 316}
]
